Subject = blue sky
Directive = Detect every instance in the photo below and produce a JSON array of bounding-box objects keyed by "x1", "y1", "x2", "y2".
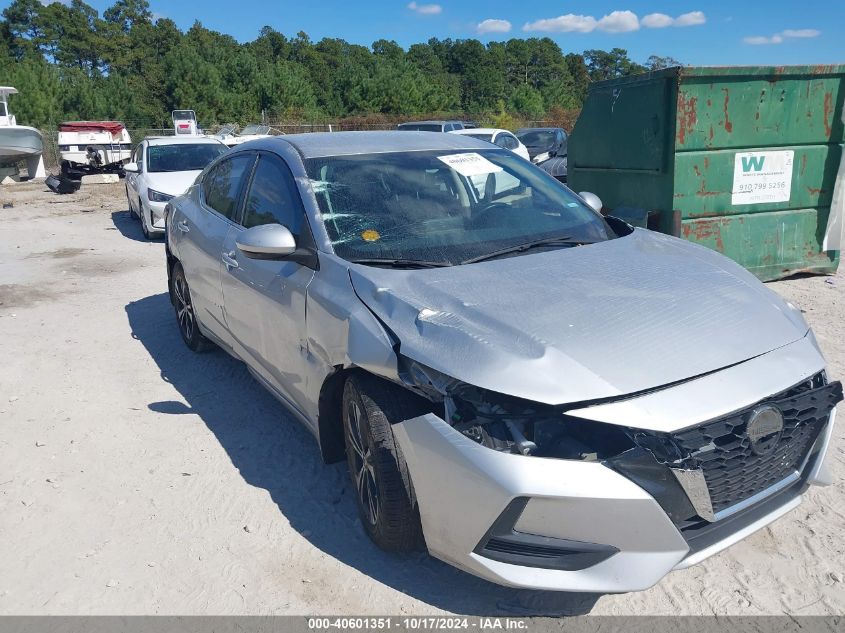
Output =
[{"x1": 16, "y1": 1, "x2": 844, "y2": 66}]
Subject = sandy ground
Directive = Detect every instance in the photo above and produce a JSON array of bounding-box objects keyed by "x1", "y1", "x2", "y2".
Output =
[{"x1": 0, "y1": 179, "x2": 843, "y2": 617}]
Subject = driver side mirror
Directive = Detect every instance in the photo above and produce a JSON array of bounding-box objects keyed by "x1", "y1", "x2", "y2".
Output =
[
  {"x1": 578, "y1": 191, "x2": 604, "y2": 214},
  {"x1": 123, "y1": 162, "x2": 139, "y2": 173},
  {"x1": 236, "y1": 224, "x2": 297, "y2": 260}
]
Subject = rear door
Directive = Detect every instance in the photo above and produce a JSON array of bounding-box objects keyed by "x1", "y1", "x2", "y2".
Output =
[
  {"x1": 220, "y1": 152, "x2": 317, "y2": 415},
  {"x1": 177, "y1": 152, "x2": 256, "y2": 341}
]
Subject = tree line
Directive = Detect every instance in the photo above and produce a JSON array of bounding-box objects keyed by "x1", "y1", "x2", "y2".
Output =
[{"x1": 0, "y1": 0, "x2": 681, "y2": 129}]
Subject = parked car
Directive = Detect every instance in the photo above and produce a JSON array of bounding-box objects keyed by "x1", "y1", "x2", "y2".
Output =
[
  {"x1": 449, "y1": 127, "x2": 530, "y2": 161},
  {"x1": 516, "y1": 127, "x2": 568, "y2": 182},
  {"x1": 396, "y1": 120, "x2": 465, "y2": 132},
  {"x1": 165, "y1": 131, "x2": 841, "y2": 593},
  {"x1": 124, "y1": 136, "x2": 227, "y2": 239}
]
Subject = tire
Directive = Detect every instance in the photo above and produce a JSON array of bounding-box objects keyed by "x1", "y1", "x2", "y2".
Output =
[
  {"x1": 342, "y1": 373, "x2": 432, "y2": 552},
  {"x1": 139, "y1": 198, "x2": 151, "y2": 239},
  {"x1": 126, "y1": 187, "x2": 137, "y2": 218},
  {"x1": 171, "y1": 262, "x2": 214, "y2": 353}
]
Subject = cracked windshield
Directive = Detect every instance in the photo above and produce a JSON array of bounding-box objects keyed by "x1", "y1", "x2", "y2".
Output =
[{"x1": 305, "y1": 150, "x2": 615, "y2": 266}]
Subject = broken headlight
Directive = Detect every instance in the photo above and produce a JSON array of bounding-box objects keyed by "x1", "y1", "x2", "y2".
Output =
[{"x1": 399, "y1": 357, "x2": 634, "y2": 460}]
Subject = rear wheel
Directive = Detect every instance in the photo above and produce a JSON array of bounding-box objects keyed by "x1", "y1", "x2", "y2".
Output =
[
  {"x1": 171, "y1": 262, "x2": 214, "y2": 352},
  {"x1": 342, "y1": 373, "x2": 431, "y2": 552}
]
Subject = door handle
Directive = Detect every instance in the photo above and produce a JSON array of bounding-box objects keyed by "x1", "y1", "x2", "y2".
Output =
[
  {"x1": 176, "y1": 220, "x2": 190, "y2": 233},
  {"x1": 222, "y1": 251, "x2": 239, "y2": 269}
]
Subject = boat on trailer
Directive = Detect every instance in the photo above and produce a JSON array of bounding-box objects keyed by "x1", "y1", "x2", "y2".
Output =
[
  {"x1": 0, "y1": 87, "x2": 46, "y2": 179},
  {"x1": 58, "y1": 121, "x2": 132, "y2": 175}
]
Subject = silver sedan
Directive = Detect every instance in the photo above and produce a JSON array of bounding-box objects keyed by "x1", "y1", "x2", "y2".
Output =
[{"x1": 164, "y1": 131, "x2": 841, "y2": 592}]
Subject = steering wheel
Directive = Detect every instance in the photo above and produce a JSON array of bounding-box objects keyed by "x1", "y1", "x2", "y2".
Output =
[{"x1": 469, "y1": 201, "x2": 512, "y2": 228}]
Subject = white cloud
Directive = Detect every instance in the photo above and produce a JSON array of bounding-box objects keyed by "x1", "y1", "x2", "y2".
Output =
[
  {"x1": 477, "y1": 19, "x2": 512, "y2": 35},
  {"x1": 525, "y1": 9, "x2": 706, "y2": 34},
  {"x1": 744, "y1": 28, "x2": 821, "y2": 45},
  {"x1": 674, "y1": 11, "x2": 707, "y2": 27},
  {"x1": 522, "y1": 14, "x2": 598, "y2": 33},
  {"x1": 407, "y1": 2, "x2": 442, "y2": 16},
  {"x1": 641, "y1": 13, "x2": 674, "y2": 28},
  {"x1": 744, "y1": 34, "x2": 784, "y2": 45},
  {"x1": 782, "y1": 29, "x2": 821, "y2": 38},
  {"x1": 597, "y1": 10, "x2": 640, "y2": 33},
  {"x1": 642, "y1": 11, "x2": 706, "y2": 28}
]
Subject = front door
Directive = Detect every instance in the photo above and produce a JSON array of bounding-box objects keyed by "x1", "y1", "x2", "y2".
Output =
[
  {"x1": 220, "y1": 152, "x2": 316, "y2": 416},
  {"x1": 125, "y1": 143, "x2": 143, "y2": 210}
]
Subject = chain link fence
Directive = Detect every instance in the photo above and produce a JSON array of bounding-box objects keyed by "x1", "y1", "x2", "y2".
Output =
[{"x1": 37, "y1": 114, "x2": 576, "y2": 171}]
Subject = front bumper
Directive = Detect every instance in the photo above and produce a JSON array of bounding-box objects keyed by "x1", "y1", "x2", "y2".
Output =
[
  {"x1": 146, "y1": 199, "x2": 167, "y2": 232},
  {"x1": 393, "y1": 333, "x2": 840, "y2": 593},
  {"x1": 394, "y1": 408, "x2": 836, "y2": 592}
]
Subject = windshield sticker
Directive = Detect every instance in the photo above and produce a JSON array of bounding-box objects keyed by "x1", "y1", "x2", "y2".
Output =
[
  {"x1": 438, "y1": 153, "x2": 503, "y2": 178},
  {"x1": 361, "y1": 229, "x2": 381, "y2": 242}
]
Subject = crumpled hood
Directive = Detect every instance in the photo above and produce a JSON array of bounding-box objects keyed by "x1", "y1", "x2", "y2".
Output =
[
  {"x1": 145, "y1": 170, "x2": 202, "y2": 197},
  {"x1": 349, "y1": 230, "x2": 808, "y2": 405}
]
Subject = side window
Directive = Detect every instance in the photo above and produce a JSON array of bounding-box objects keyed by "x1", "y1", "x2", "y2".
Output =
[
  {"x1": 241, "y1": 154, "x2": 304, "y2": 235},
  {"x1": 135, "y1": 144, "x2": 144, "y2": 171},
  {"x1": 493, "y1": 135, "x2": 508, "y2": 149},
  {"x1": 202, "y1": 154, "x2": 255, "y2": 221}
]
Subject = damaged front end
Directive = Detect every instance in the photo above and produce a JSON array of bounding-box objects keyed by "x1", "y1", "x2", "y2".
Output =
[
  {"x1": 399, "y1": 356, "x2": 635, "y2": 461},
  {"x1": 393, "y1": 353, "x2": 842, "y2": 590}
]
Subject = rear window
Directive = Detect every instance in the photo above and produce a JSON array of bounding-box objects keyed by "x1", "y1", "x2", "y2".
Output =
[
  {"x1": 465, "y1": 133, "x2": 493, "y2": 142},
  {"x1": 147, "y1": 143, "x2": 227, "y2": 173},
  {"x1": 398, "y1": 124, "x2": 442, "y2": 132}
]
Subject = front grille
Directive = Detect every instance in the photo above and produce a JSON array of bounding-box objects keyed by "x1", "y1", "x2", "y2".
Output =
[{"x1": 670, "y1": 377, "x2": 842, "y2": 515}]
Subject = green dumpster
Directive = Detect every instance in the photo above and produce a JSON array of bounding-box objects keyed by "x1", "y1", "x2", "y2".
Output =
[{"x1": 568, "y1": 65, "x2": 844, "y2": 281}]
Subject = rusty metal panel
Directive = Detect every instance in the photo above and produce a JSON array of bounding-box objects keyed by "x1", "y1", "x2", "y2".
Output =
[
  {"x1": 675, "y1": 69, "x2": 844, "y2": 151},
  {"x1": 680, "y1": 209, "x2": 839, "y2": 280},
  {"x1": 673, "y1": 145, "x2": 841, "y2": 218},
  {"x1": 568, "y1": 65, "x2": 845, "y2": 281}
]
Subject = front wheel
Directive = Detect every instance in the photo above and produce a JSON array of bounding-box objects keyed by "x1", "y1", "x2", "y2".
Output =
[
  {"x1": 139, "y1": 199, "x2": 151, "y2": 239},
  {"x1": 171, "y1": 262, "x2": 214, "y2": 352},
  {"x1": 126, "y1": 187, "x2": 137, "y2": 218},
  {"x1": 342, "y1": 374, "x2": 431, "y2": 552}
]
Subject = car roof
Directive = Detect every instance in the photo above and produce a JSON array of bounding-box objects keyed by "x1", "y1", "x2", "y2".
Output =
[
  {"x1": 397, "y1": 120, "x2": 460, "y2": 126},
  {"x1": 253, "y1": 131, "x2": 495, "y2": 159},
  {"x1": 145, "y1": 136, "x2": 226, "y2": 146},
  {"x1": 516, "y1": 127, "x2": 565, "y2": 134},
  {"x1": 450, "y1": 128, "x2": 511, "y2": 136}
]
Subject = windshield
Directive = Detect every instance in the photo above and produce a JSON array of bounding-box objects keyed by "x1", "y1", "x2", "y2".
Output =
[
  {"x1": 517, "y1": 130, "x2": 556, "y2": 148},
  {"x1": 463, "y1": 133, "x2": 493, "y2": 142},
  {"x1": 240, "y1": 124, "x2": 270, "y2": 135},
  {"x1": 172, "y1": 110, "x2": 196, "y2": 121},
  {"x1": 398, "y1": 123, "x2": 442, "y2": 132},
  {"x1": 305, "y1": 149, "x2": 614, "y2": 265},
  {"x1": 147, "y1": 143, "x2": 227, "y2": 173}
]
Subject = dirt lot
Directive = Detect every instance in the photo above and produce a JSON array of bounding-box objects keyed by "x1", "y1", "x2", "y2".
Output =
[{"x1": 0, "y1": 179, "x2": 843, "y2": 616}]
